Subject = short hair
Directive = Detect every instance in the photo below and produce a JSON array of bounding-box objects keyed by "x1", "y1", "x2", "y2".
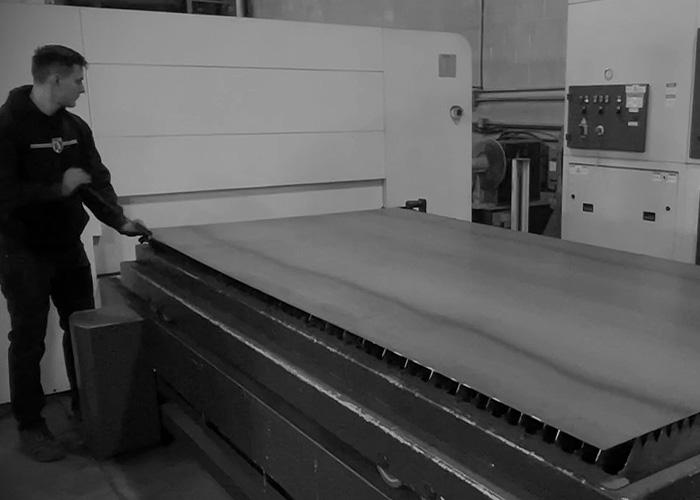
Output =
[{"x1": 31, "y1": 45, "x2": 88, "y2": 83}]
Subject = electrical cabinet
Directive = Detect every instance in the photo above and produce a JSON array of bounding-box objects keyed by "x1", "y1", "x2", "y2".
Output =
[{"x1": 563, "y1": 0, "x2": 700, "y2": 262}]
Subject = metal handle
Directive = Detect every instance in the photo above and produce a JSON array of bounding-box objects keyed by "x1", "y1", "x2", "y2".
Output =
[{"x1": 376, "y1": 465, "x2": 403, "y2": 489}]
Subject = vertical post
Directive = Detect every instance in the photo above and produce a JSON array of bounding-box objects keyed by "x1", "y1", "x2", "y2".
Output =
[
  {"x1": 511, "y1": 160, "x2": 519, "y2": 230},
  {"x1": 520, "y1": 159, "x2": 530, "y2": 232},
  {"x1": 510, "y1": 158, "x2": 531, "y2": 232},
  {"x1": 696, "y1": 193, "x2": 700, "y2": 264}
]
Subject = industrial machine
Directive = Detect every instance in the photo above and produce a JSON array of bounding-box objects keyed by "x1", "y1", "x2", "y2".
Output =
[
  {"x1": 472, "y1": 139, "x2": 506, "y2": 205},
  {"x1": 562, "y1": 0, "x2": 700, "y2": 262},
  {"x1": 472, "y1": 136, "x2": 551, "y2": 232},
  {"x1": 7, "y1": 3, "x2": 699, "y2": 499},
  {"x1": 74, "y1": 209, "x2": 700, "y2": 499}
]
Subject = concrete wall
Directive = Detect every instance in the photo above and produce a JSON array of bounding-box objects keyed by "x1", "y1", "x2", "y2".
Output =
[
  {"x1": 483, "y1": 0, "x2": 567, "y2": 90},
  {"x1": 474, "y1": 0, "x2": 567, "y2": 128},
  {"x1": 249, "y1": 0, "x2": 482, "y2": 86}
]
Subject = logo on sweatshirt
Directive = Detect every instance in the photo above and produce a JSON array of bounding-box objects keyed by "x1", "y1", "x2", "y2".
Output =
[
  {"x1": 51, "y1": 137, "x2": 64, "y2": 153},
  {"x1": 29, "y1": 137, "x2": 78, "y2": 154}
]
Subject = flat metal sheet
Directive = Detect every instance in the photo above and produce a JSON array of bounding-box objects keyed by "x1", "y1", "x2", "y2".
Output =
[{"x1": 151, "y1": 208, "x2": 700, "y2": 450}]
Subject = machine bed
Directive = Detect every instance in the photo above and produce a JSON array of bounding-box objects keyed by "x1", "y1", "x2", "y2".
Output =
[{"x1": 97, "y1": 208, "x2": 700, "y2": 499}]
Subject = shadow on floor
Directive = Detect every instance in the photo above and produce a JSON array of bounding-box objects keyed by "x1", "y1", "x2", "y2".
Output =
[{"x1": 0, "y1": 393, "x2": 232, "y2": 500}]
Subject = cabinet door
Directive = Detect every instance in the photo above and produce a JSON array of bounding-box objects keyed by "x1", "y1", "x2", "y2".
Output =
[{"x1": 562, "y1": 164, "x2": 679, "y2": 259}]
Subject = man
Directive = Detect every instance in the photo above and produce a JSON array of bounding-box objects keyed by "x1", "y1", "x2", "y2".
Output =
[{"x1": 0, "y1": 45, "x2": 149, "y2": 462}]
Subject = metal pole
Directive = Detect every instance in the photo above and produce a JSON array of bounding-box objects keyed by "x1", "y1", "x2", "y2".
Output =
[
  {"x1": 511, "y1": 159, "x2": 519, "y2": 230},
  {"x1": 510, "y1": 158, "x2": 530, "y2": 232},
  {"x1": 520, "y1": 159, "x2": 530, "y2": 233}
]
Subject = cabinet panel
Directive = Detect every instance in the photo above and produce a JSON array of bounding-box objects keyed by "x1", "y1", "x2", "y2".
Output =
[{"x1": 563, "y1": 164, "x2": 679, "y2": 259}]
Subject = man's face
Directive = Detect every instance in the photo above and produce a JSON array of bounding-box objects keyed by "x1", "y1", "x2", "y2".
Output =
[{"x1": 53, "y1": 65, "x2": 85, "y2": 108}]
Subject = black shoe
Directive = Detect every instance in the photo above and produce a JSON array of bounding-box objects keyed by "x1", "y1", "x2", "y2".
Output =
[{"x1": 19, "y1": 424, "x2": 66, "y2": 462}]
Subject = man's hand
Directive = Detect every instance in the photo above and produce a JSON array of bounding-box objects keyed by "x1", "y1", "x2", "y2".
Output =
[
  {"x1": 119, "y1": 218, "x2": 151, "y2": 238},
  {"x1": 61, "y1": 167, "x2": 91, "y2": 196}
]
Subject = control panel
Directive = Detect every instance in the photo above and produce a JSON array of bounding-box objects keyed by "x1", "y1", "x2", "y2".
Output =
[{"x1": 566, "y1": 84, "x2": 649, "y2": 152}]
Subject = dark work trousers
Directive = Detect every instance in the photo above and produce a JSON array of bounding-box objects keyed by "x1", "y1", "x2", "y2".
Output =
[{"x1": 0, "y1": 241, "x2": 94, "y2": 429}]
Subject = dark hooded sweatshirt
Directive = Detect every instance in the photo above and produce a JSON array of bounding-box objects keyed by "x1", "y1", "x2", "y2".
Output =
[{"x1": 0, "y1": 85, "x2": 127, "y2": 252}]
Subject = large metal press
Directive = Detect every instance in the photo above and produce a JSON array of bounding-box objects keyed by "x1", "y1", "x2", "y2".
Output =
[
  {"x1": 74, "y1": 208, "x2": 700, "y2": 499},
  {"x1": 48, "y1": 0, "x2": 700, "y2": 497}
]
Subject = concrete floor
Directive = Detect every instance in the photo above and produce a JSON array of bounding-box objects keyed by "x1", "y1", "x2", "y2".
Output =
[{"x1": 0, "y1": 393, "x2": 232, "y2": 500}]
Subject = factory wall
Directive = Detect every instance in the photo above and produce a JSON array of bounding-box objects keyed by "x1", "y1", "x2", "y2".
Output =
[{"x1": 482, "y1": 0, "x2": 566, "y2": 90}]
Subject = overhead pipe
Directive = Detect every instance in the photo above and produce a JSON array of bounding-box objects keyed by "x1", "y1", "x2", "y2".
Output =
[
  {"x1": 477, "y1": 87, "x2": 565, "y2": 94},
  {"x1": 473, "y1": 87, "x2": 566, "y2": 106},
  {"x1": 475, "y1": 96, "x2": 565, "y2": 104}
]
